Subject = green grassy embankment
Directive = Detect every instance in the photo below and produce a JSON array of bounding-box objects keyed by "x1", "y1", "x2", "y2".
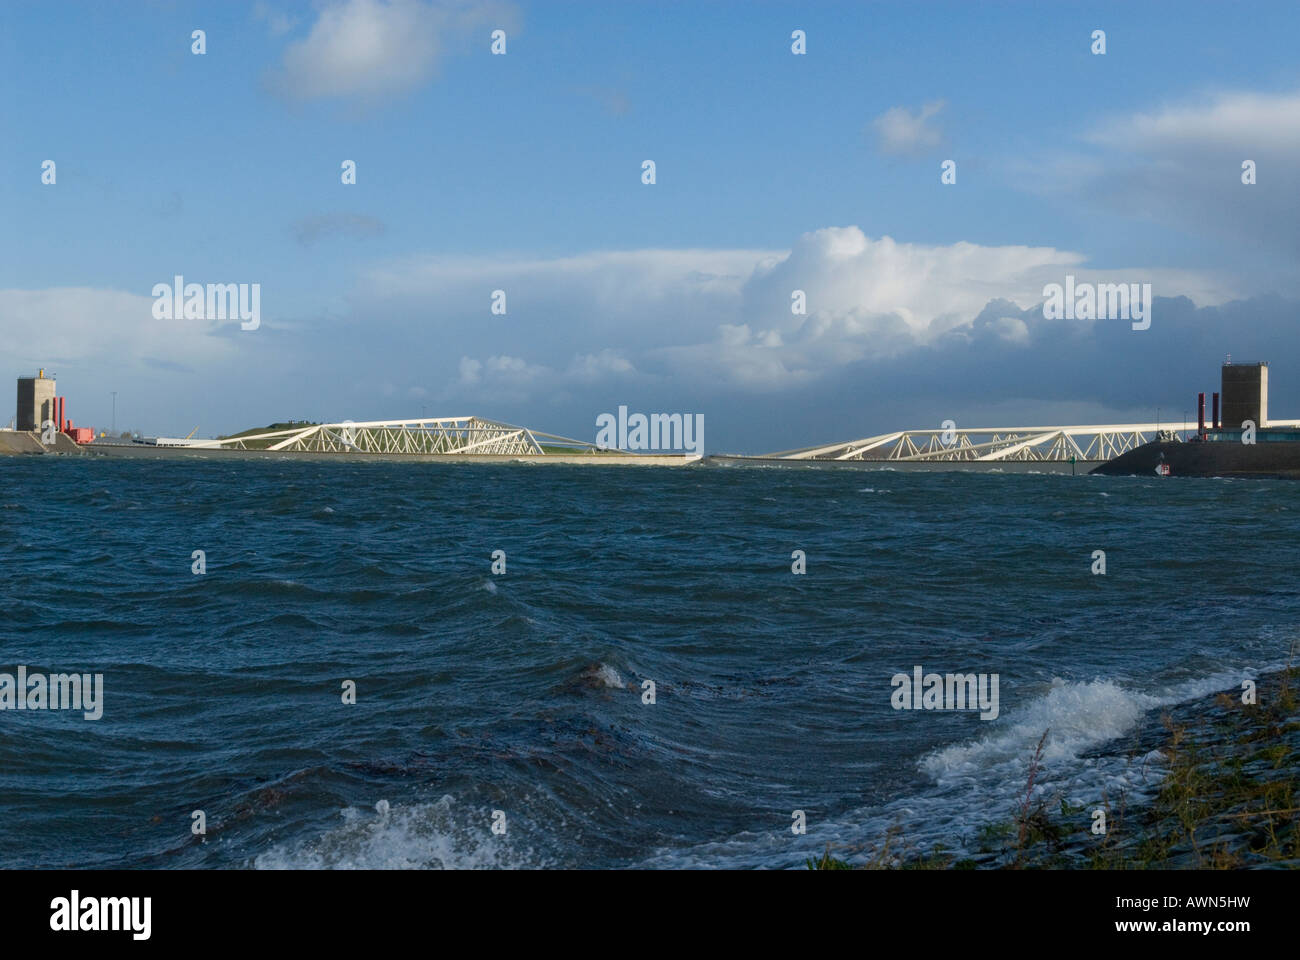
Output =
[{"x1": 811, "y1": 658, "x2": 1300, "y2": 870}]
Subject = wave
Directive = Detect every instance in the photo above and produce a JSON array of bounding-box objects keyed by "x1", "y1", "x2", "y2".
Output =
[
  {"x1": 643, "y1": 661, "x2": 1287, "y2": 869},
  {"x1": 252, "y1": 796, "x2": 543, "y2": 870}
]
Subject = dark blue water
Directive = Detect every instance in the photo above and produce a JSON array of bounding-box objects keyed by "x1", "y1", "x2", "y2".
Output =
[{"x1": 0, "y1": 458, "x2": 1295, "y2": 868}]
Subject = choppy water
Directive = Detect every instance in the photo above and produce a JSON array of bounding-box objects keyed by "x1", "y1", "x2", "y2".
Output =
[{"x1": 0, "y1": 458, "x2": 1295, "y2": 868}]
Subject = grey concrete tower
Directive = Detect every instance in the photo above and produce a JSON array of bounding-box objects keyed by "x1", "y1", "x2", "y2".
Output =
[
  {"x1": 16, "y1": 371, "x2": 56, "y2": 432},
  {"x1": 1220, "y1": 362, "x2": 1268, "y2": 430}
]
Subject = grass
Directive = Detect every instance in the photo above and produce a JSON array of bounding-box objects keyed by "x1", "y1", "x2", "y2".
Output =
[
  {"x1": 1091, "y1": 665, "x2": 1299, "y2": 869},
  {"x1": 538, "y1": 444, "x2": 623, "y2": 455},
  {"x1": 809, "y1": 659, "x2": 1300, "y2": 870},
  {"x1": 215, "y1": 422, "x2": 318, "y2": 449}
]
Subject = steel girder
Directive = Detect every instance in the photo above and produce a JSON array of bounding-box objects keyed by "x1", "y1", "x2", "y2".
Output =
[
  {"x1": 192, "y1": 417, "x2": 594, "y2": 456},
  {"x1": 766, "y1": 421, "x2": 1300, "y2": 462}
]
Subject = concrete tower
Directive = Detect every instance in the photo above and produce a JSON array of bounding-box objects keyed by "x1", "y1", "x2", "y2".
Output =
[
  {"x1": 16, "y1": 371, "x2": 56, "y2": 432},
  {"x1": 1220, "y1": 362, "x2": 1268, "y2": 431}
]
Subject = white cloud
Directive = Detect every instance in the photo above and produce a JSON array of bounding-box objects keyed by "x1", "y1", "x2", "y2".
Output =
[
  {"x1": 652, "y1": 324, "x2": 818, "y2": 391},
  {"x1": 0, "y1": 229, "x2": 1255, "y2": 439},
  {"x1": 268, "y1": 0, "x2": 514, "y2": 100},
  {"x1": 1014, "y1": 89, "x2": 1300, "y2": 274},
  {"x1": 457, "y1": 353, "x2": 546, "y2": 385},
  {"x1": 484, "y1": 354, "x2": 539, "y2": 378},
  {"x1": 352, "y1": 226, "x2": 1227, "y2": 397},
  {"x1": 1087, "y1": 90, "x2": 1300, "y2": 152},
  {"x1": 872, "y1": 100, "x2": 946, "y2": 155},
  {"x1": 743, "y1": 227, "x2": 1084, "y2": 342},
  {"x1": 361, "y1": 246, "x2": 773, "y2": 352},
  {"x1": 5, "y1": 230, "x2": 1214, "y2": 417},
  {"x1": 566, "y1": 349, "x2": 634, "y2": 382},
  {"x1": 457, "y1": 356, "x2": 482, "y2": 383},
  {"x1": 991, "y1": 315, "x2": 1030, "y2": 344},
  {"x1": 0, "y1": 287, "x2": 236, "y2": 374}
]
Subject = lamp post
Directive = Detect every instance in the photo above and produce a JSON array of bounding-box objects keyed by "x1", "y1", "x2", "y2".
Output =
[{"x1": 111, "y1": 392, "x2": 117, "y2": 434}]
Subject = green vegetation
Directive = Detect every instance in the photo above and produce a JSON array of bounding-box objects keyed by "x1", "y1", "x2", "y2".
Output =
[
  {"x1": 806, "y1": 829, "x2": 970, "y2": 870},
  {"x1": 810, "y1": 662, "x2": 1300, "y2": 870},
  {"x1": 539, "y1": 444, "x2": 623, "y2": 455},
  {"x1": 216, "y1": 422, "x2": 317, "y2": 449},
  {"x1": 1083, "y1": 665, "x2": 1300, "y2": 870}
]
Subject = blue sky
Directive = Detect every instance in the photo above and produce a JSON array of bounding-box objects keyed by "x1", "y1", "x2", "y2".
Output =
[{"x1": 2, "y1": 1, "x2": 1298, "y2": 450}]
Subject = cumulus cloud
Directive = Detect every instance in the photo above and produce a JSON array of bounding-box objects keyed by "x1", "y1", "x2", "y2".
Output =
[
  {"x1": 6, "y1": 226, "x2": 1228, "y2": 410},
  {"x1": 457, "y1": 356, "x2": 482, "y2": 383},
  {"x1": 457, "y1": 353, "x2": 546, "y2": 384},
  {"x1": 3, "y1": 224, "x2": 1257, "y2": 444},
  {"x1": 345, "y1": 226, "x2": 1229, "y2": 400},
  {"x1": 742, "y1": 227, "x2": 1081, "y2": 342},
  {"x1": 566, "y1": 349, "x2": 635, "y2": 382},
  {"x1": 872, "y1": 100, "x2": 946, "y2": 155},
  {"x1": 267, "y1": 0, "x2": 515, "y2": 100},
  {"x1": 658, "y1": 227, "x2": 1226, "y2": 391},
  {"x1": 452, "y1": 349, "x2": 637, "y2": 406}
]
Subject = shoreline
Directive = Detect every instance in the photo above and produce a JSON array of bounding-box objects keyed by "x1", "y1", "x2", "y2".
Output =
[
  {"x1": 811, "y1": 664, "x2": 1300, "y2": 870},
  {"x1": 0, "y1": 434, "x2": 701, "y2": 466}
]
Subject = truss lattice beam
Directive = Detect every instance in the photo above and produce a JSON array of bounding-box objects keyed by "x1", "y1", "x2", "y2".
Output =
[
  {"x1": 193, "y1": 417, "x2": 596, "y2": 456},
  {"x1": 766, "y1": 421, "x2": 1300, "y2": 462}
]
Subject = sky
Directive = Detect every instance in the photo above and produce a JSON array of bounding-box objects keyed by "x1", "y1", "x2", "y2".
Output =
[{"x1": 1, "y1": 0, "x2": 1298, "y2": 451}]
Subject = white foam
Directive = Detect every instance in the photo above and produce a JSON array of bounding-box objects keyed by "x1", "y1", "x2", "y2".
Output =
[
  {"x1": 253, "y1": 795, "x2": 538, "y2": 870},
  {"x1": 586, "y1": 663, "x2": 624, "y2": 689},
  {"x1": 646, "y1": 661, "x2": 1289, "y2": 869},
  {"x1": 919, "y1": 679, "x2": 1156, "y2": 782}
]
